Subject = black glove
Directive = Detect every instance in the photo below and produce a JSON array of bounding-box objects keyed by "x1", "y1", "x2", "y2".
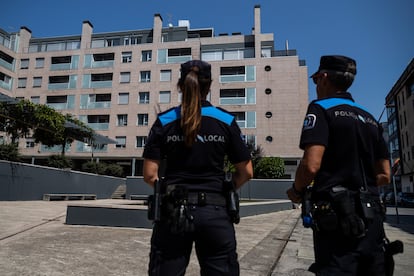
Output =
[{"x1": 340, "y1": 214, "x2": 365, "y2": 238}]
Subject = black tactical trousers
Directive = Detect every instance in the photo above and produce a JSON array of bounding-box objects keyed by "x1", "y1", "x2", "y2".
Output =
[
  {"x1": 311, "y1": 214, "x2": 386, "y2": 275},
  {"x1": 148, "y1": 205, "x2": 239, "y2": 276}
]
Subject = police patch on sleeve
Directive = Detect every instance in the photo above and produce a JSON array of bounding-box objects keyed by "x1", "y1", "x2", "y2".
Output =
[{"x1": 303, "y1": 114, "x2": 316, "y2": 130}]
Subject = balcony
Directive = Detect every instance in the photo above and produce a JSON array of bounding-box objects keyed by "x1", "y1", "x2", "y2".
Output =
[
  {"x1": 82, "y1": 73, "x2": 113, "y2": 89},
  {"x1": 48, "y1": 75, "x2": 77, "y2": 90},
  {"x1": 0, "y1": 55, "x2": 14, "y2": 71},
  {"x1": 219, "y1": 66, "x2": 255, "y2": 83},
  {"x1": 46, "y1": 95, "x2": 75, "y2": 110},
  {"x1": 84, "y1": 53, "x2": 115, "y2": 69}
]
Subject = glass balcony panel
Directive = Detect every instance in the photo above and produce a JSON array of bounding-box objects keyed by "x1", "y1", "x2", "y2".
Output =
[
  {"x1": 50, "y1": 63, "x2": 71, "y2": 70},
  {"x1": 90, "y1": 80, "x2": 112, "y2": 89},
  {"x1": 219, "y1": 98, "x2": 245, "y2": 105},
  {"x1": 91, "y1": 60, "x2": 114, "y2": 68},
  {"x1": 47, "y1": 103, "x2": 69, "y2": 110},
  {"x1": 219, "y1": 75, "x2": 246, "y2": 83},
  {"x1": 0, "y1": 59, "x2": 14, "y2": 71},
  {"x1": 87, "y1": 122, "x2": 109, "y2": 130},
  {"x1": 48, "y1": 83, "x2": 70, "y2": 90},
  {"x1": 0, "y1": 80, "x2": 12, "y2": 90},
  {"x1": 87, "y1": 102, "x2": 111, "y2": 109},
  {"x1": 167, "y1": 55, "x2": 191, "y2": 64}
]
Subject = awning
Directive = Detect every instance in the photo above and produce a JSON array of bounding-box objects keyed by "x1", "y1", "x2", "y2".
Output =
[
  {"x1": 64, "y1": 121, "x2": 117, "y2": 145},
  {"x1": 0, "y1": 93, "x2": 19, "y2": 104}
]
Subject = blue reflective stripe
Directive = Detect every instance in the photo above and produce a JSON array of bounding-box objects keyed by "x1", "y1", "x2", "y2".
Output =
[
  {"x1": 158, "y1": 106, "x2": 234, "y2": 126},
  {"x1": 159, "y1": 108, "x2": 180, "y2": 126},
  {"x1": 202, "y1": 106, "x2": 234, "y2": 125},
  {"x1": 315, "y1": 98, "x2": 368, "y2": 112}
]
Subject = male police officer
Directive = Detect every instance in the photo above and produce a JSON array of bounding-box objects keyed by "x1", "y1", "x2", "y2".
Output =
[{"x1": 287, "y1": 55, "x2": 391, "y2": 275}]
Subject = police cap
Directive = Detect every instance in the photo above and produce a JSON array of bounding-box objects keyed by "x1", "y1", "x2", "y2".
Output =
[
  {"x1": 311, "y1": 55, "x2": 357, "y2": 78},
  {"x1": 180, "y1": 60, "x2": 211, "y2": 80}
]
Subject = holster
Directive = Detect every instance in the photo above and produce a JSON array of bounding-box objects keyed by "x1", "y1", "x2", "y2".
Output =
[
  {"x1": 223, "y1": 175, "x2": 240, "y2": 224},
  {"x1": 163, "y1": 185, "x2": 195, "y2": 234},
  {"x1": 384, "y1": 238, "x2": 404, "y2": 276}
]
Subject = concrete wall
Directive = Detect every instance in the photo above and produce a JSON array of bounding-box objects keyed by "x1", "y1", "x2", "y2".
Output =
[
  {"x1": 0, "y1": 160, "x2": 125, "y2": 201},
  {"x1": 126, "y1": 177, "x2": 293, "y2": 200}
]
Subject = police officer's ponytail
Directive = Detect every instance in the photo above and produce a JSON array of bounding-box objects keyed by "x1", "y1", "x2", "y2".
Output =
[{"x1": 178, "y1": 60, "x2": 212, "y2": 147}]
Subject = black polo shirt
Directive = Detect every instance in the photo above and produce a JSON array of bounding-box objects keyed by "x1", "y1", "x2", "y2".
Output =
[
  {"x1": 299, "y1": 92, "x2": 389, "y2": 195},
  {"x1": 143, "y1": 100, "x2": 251, "y2": 192}
]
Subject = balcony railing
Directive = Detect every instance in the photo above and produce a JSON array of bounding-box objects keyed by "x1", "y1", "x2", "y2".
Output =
[
  {"x1": 0, "y1": 59, "x2": 14, "y2": 71},
  {"x1": 87, "y1": 122, "x2": 109, "y2": 130},
  {"x1": 81, "y1": 101, "x2": 111, "y2": 109},
  {"x1": 0, "y1": 80, "x2": 12, "y2": 90},
  {"x1": 47, "y1": 102, "x2": 72, "y2": 110},
  {"x1": 219, "y1": 75, "x2": 246, "y2": 83},
  {"x1": 167, "y1": 55, "x2": 191, "y2": 64}
]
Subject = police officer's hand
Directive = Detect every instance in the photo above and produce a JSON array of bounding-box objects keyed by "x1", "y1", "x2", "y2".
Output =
[{"x1": 287, "y1": 184, "x2": 302, "y2": 203}]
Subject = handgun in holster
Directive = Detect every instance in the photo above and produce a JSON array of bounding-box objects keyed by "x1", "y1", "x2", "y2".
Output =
[
  {"x1": 147, "y1": 179, "x2": 165, "y2": 222},
  {"x1": 224, "y1": 172, "x2": 240, "y2": 224}
]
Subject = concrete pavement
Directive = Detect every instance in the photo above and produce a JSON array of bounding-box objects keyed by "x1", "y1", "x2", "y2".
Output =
[{"x1": 0, "y1": 200, "x2": 413, "y2": 275}]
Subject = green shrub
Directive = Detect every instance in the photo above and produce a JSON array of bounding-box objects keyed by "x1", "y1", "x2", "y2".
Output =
[
  {"x1": 254, "y1": 157, "x2": 285, "y2": 179},
  {"x1": 47, "y1": 154, "x2": 73, "y2": 169},
  {"x1": 0, "y1": 143, "x2": 20, "y2": 161},
  {"x1": 81, "y1": 161, "x2": 123, "y2": 177},
  {"x1": 105, "y1": 163, "x2": 124, "y2": 177}
]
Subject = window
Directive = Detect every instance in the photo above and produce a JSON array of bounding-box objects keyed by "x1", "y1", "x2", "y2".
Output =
[
  {"x1": 231, "y1": 111, "x2": 256, "y2": 128},
  {"x1": 51, "y1": 56, "x2": 71, "y2": 64},
  {"x1": 115, "y1": 136, "x2": 126, "y2": 148},
  {"x1": 118, "y1": 92, "x2": 129, "y2": 104},
  {"x1": 137, "y1": 113, "x2": 149, "y2": 126},
  {"x1": 30, "y1": 96, "x2": 40, "y2": 104},
  {"x1": 122, "y1": 51, "x2": 132, "y2": 63},
  {"x1": 140, "y1": 71, "x2": 151, "y2": 82},
  {"x1": 242, "y1": 134, "x2": 256, "y2": 148},
  {"x1": 219, "y1": 65, "x2": 255, "y2": 82},
  {"x1": 35, "y1": 58, "x2": 44, "y2": 68},
  {"x1": 136, "y1": 136, "x2": 147, "y2": 148},
  {"x1": 33, "y1": 77, "x2": 42, "y2": 87},
  {"x1": 142, "y1": 50, "x2": 152, "y2": 62},
  {"x1": 219, "y1": 88, "x2": 256, "y2": 105},
  {"x1": 120, "y1": 72, "x2": 130, "y2": 83},
  {"x1": 117, "y1": 114, "x2": 128, "y2": 126},
  {"x1": 18, "y1": 78, "x2": 27, "y2": 88},
  {"x1": 160, "y1": 70, "x2": 172, "y2": 82},
  {"x1": 20, "y1": 59, "x2": 29, "y2": 69},
  {"x1": 25, "y1": 138, "x2": 35, "y2": 148},
  {"x1": 139, "y1": 92, "x2": 150, "y2": 104},
  {"x1": 159, "y1": 91, "x2": 171, "y2": 103},
  {"x1": 80, "y1": 94, "x2": 111, "y2": 109}
]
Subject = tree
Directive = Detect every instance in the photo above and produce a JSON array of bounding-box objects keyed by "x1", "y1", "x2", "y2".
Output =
[
  {"x1": 0, "y1": 100, "x2": 35, "y2": 144},
  {"x1": 1, "y1": 100, "x2": 94, "y2": 156}
]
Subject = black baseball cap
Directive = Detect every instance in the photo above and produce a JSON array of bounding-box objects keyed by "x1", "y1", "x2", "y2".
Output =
[
  {"x1": 180, "y1": 60, "x2": 211, "y2": 80},
  {"x1": 311, "y1": 55, "x2": 357, "y2": 77}
]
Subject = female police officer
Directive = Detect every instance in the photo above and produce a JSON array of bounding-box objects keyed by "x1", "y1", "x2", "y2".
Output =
[{"x1": 143, "y1": 60, "x2": 253, "y2": 275}]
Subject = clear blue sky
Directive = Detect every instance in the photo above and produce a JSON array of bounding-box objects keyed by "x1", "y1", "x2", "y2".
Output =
[{"x1": 2, "y1": 0, "x2": 413, "y2": 121}]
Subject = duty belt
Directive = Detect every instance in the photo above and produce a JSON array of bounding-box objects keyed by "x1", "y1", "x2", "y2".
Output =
[{"x1": 187, "y1": 192, "x2": 227, "y2": 207}]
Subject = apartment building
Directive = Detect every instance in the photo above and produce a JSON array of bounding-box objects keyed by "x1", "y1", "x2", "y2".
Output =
[
  {"x1": 385, "y1": 58, "x2": 414, "y2": 192},
  {"x1": 0, "y1": 5, "x2": 308, "y2": 176}
]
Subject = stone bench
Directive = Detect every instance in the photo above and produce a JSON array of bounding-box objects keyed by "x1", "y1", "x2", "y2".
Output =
[
  {"x1": 43, "y1": 194, "x2": 97, "y2": 201},
  {"x1": 129, "y1": 194, "x2": 149, "y2": 204}
]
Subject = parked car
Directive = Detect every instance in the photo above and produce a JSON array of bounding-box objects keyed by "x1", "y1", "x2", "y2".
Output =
[
  {"x1": 384, "y1": 191, "x2": 403, "y2": 205},
  {"x1": 400, "y1": 193, "x2": 414, "y2": 207},
  {"x1": 385, "y1": 192, "x2": 397, "y2": 205}
]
